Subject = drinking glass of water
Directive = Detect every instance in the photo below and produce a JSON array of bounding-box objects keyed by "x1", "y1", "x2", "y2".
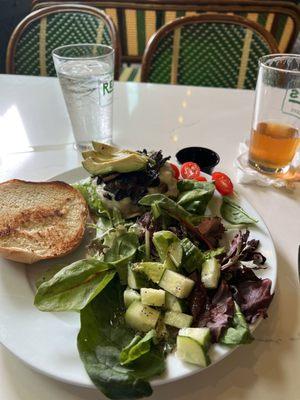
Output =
[
  {"x1": 249, "y1": 54, "x2": 300, "y2": 174},
  {"x1": 53, "y1": 44, "x2": 114, "y2": 151}
]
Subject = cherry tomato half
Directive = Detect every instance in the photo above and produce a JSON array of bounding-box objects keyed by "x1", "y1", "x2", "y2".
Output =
[
  {"x1": 212, "y1": 171, "x2": 228, "y2": 181},
  {"x1": 181, "y1": 162, "x2": 201, "y2": 180},
  {"x1": 170, "y1": 163, "x2": 180, "y2": 179},
  {"x1": 214, "y1": 176, "x2": 234, "y2": 196},
  {"x1": 195, "y1": 175, "x2": 207, "y2": 182}
]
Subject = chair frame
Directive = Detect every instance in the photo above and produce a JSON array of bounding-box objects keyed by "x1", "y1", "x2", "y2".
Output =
[
  {"x1": 6, "y1": 4, "x2": 121, "y2": 78},
  {"x1": 31, "y1": 1, "x2": 300, "y2": 60},
  {"x1": 140, "y1": 13, "x2": 279, "y2": 84}
]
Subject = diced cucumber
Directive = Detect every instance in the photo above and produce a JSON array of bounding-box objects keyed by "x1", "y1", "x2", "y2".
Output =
[
  {"x1": 168, "y1": 242, "x2": 183, "y2": 268},
  {"x1": 141, "y1": 288, "x2": 165, "y2": 307},
  {"x1": 176, "y1": 336, "x2": 210, "y2": 367},
  {"x1": 124, "y1": 288, "x2": 141, "y2": 308},
  {"x1": 125, "y1": 301, "x2": 160, "y2": 332},
  {"x1": 127, "y1": 265, "x2": 148, "y2": 289},
  {"x1": 164, "y1": 311, "x2": 193, "y2": 329},
  {"x1": 165, "y1": 292, "x2": 186, "y2": 312},
  {"x1": 179, "y1": 327, "x2": 211, "y2": 350},
  {"x1": 201, "y1": 257, "x2": 220, "y2": 289},
  {"x1": 159, "y1": 269, "x2": 195, "y2": 299},
  {"x1": 132, "y1": 262, "x2": 165, "y2": 284}
]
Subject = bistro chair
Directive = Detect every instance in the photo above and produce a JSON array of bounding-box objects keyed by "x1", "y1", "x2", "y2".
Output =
[
  {"x1": 141, "y1": 14, "x2": 278, "y2": 89},
  {"x1": 31, "y1": 0, "x2": 300, "y2": 60},
  {"x1": 6, "y1": 4, "x2": 121, "y2": 78}
]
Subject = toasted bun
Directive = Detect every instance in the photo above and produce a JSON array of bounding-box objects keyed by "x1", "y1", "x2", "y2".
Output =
[{"x1": 0, "y1": 179, "x2": 88, "y2": 264}]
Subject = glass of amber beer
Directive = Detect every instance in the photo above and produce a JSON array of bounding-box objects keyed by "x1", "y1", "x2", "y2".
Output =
[{"x1": 249, "y1": 54, "x2": 300, "y2": 174}]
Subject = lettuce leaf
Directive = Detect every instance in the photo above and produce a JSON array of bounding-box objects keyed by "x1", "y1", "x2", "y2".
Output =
[
  {"x1": 220, "y1": 302, "x2": 253, "y2": 346},
  {"x1": 152, "y1": 230, "x2": 179, "y2": 260},
  {"x1": 181, "y1": 238, "x2": 205, "y2": 273},
  {"x1": 74, "y1": 180, "x2": 110, "y2": 218},
  {"x1": 77, "y1": 279, "x2": 166, "y2": 399}
]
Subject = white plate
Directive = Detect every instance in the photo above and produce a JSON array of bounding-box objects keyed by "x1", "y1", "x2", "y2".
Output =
[{"x1": 0, "y1": 167, "x2": 277, "y2": 389}]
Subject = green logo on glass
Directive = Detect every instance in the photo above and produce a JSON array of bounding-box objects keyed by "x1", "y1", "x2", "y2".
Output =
[
  {"x1": 281, "y1": 87, "x2": 300, "y2": 119},
  {"x1": 103, "y1": 80, "x2": 113, "y2": 95}
]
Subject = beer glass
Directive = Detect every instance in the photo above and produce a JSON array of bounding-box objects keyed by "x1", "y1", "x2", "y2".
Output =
[
  {"x1": 53, "y1": 44, "x2": 114, "y2": 151},
  {"x1": 249, "y1": 54, "x2": 300, "y2": 174}
]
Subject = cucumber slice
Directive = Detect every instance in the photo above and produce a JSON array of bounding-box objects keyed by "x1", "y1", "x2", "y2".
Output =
[
  {"x1": 165, "y1": 292, "x2": 186, "y2": 312},
  {"x1": 125, "y1": 301, "x2": 160, "y2": 332},
  {"x1": 179, "y1": 327, "x2": 211, "y2": 350},
  {"x1": 127, "y1": 265, "x2": 148, "y2": 289},
  {"x1": 159, "y1": 269, "x2": 195, "y2": 299},
  {"x1": 201, "y1": 257, "x2": 220, "y2": 289},
  {"x1": 164, "y1": 310, "x2": 193, "y2": 329},
  {"x1": 168, "y1": 242, "x2": 183, "y2": 268},
  {"x1": 133, "y1": 262, "x2": 166, "y2": 284},
  {"x1": 141, "y1": 288, "x2": 165, "y2": 307},
  {"x1": 124, "y1": 288, "x2": 141, "y2": 308},
  {"x1": 176, "y1": 336, "x2": 210, "y2": 367}
]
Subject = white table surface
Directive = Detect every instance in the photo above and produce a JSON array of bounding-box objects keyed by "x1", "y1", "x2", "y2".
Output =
[{"x1": 0, "y1": 74, "x2": 299, "y2": 400}]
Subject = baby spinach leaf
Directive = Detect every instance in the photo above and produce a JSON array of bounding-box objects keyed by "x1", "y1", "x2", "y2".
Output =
[
  {"x1": 78, "y1": 279, "x2": 165, "y2": 399},
  {"x1": 34, "y1": 259, "x2": 115, "y2": 312},
  {"x1": 220, "y1": 197, "x2": 258, "y2": 225},
  {"x1": 177, "y1": 180, "x2": 215, "y2": 215},
  {"x1": 181, "y1": 238, "x2": 205, "y2": 273},
  {"x1": 104, "y1": 233, "x2": 139, "y2": 284},
  {"x1": 35, "y1": 264, "x2": 65, "y2": 289},
  {"x1": 177, "y1": 179, "x2": 215, "y2": 193},
  {"x1": 220, "y1": 302, "x2": 253, "y2": 346},
  {"x1": 120, "y1": 330, "x2": 156, "y2": 366},
  {"x1": 139, "y1": 194, "x2": 192, "y2": 222}
]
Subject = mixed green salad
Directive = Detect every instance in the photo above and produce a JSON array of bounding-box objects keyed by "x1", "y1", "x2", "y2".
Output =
[{"x1": 34, "y1": 142, "x2": 274, "y2": 400}]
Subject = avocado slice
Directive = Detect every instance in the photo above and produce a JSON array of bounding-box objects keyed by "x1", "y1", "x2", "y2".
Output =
[{"x1": 82, "y1": 142, "x2": 148, "y2": 175}]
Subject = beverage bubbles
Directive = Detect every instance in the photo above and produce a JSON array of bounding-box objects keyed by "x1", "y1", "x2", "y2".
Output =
[{"x1": 53, "y1": 44, "x2": 114, "y2": 151}]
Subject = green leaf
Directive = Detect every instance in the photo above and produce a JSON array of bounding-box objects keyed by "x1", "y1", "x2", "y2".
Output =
[
  {"x1": 152, "y1": 230, "x2": 180, "y2": 262},
  {"x1": 220, "y1": 197, "x2": 258, "y2": 225},
  {"x1": 35, "y1": 264, "x2": 65, "y2": 289},
  {"x1": 220, "y1": 302, "x2": 254, "y2": 346},
  {"x1": 177, "y1": 180, "x2": 215, "y2": 215},
  {"x1": 177, "y1": 179, "x2": 215, "y2": 193},
  {"x1": 34, "y1": 259, "x2": 115, "y2": 312},
  {"x1": 120, "y1": 330, "x2": 156, "y2": 366},
  {"x1": 73, "y1": 181, "x2": 110, "y2": 218},
  {"x1": 77, "y1": 279, "x2": 166, "y2": 399},
  {"x1": 139, "y1": 194, "x2": 192, "y2": 222},
  {"x1": 181, "y1": 238, "x2": 205, "y2": 273},
  {"x1": 151, "y1": 201, "x2": 162, "y2": 219},
  {"x1": 203, "y1": 247, "x2": 226, "y2": 260},
  {"x1": 104, "y1": 233, "x2": 139, "y2": 284}
]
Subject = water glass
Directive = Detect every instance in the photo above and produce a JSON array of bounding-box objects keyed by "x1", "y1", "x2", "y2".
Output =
[
  {"x1": 249, "y1": 54, "x2": 300, "y2": 174},
  {"x1": 53, "y1": 44, "x2": 114, "y2": 151}
]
